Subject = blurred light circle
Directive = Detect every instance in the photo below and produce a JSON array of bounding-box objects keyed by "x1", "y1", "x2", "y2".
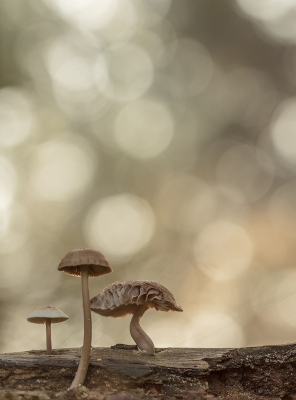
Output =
[
  {"x1": 0, "y1": 87, "x2": 35, "y2": 147},
  {"x1": 46, "y1": 37, "x2": 110, "y2": 120},
  {"x1": 262, "y1": 12, "x2": 296, "y2": 43},
  {"x1": 271, "y1": 98, "x2": 296, "y2": 167},
  {"x1": 236, "y1": 0, "x2": 296, "y2": 43},
  {"x1": 46, "y1": 38, "x2": 95, "y2": 93},
  {"x1": 45, "y1": 0, "x2": 118, "y2": 31},
  {"x1": 93, "y1": 54, "x2": 109, "y2": 93},
  {"x1": 214, "y1": 68, "x2": 270, "y2": 124},
  {"x1": 84, "y1": 194, "x2": 155, "y2": 259},
  {"x1": 268, "y1": 180, "x2": 296, "y2": 221},
  {"x1": 114, "y1": 99, "x2": 174, "y2": 159},
  {"x1": 0, "y1": 158, "x2": 17, "y2": 211},
  {"x1": 173, "y1": 38, "x2": 213, "y2": 97},
  {"x1": 0, "y1": 211, "x2": 10, "y2": 241},
  {"x1": 215, "y1": 143, "x2": 273, "y2": 203},
  {"x1": 235, "y1": 0, "x2": 292, "y2": 21},
  {"x1": 0, "y1": 249, "x2": 33, "y2": 288},
  {"x1": 135, "y1": 0, "x2": 172, "y2": 27},
  {"x1": 156, "y1": 175, "x2": 217, "y2": 233},
  {"x1": 98, "y1": 0, "x2": 138, "y2": 43},
  {"x1": 52, "y1": 57, "x2": 94, "y2": 92},
  {"x1": 136, "y1": 253, "x2": 195, "y2": 293},
  {"x1": 194, "y1": 221, "x2": 253, "y2": 281},
  {"x1": 0, "y1": 203, "x2": 30, "y2": 254},
  {"x1": 95, "y1": 44, "x2": 154, "y2": 101},
  {"x1": 248, "y1": 213, "x2": 292, "y2": 267},
  {"x1": 184, "y1": 310, "x2": 245, "y2": 348},
  {"x1": 135, "y1": 29, "x2": 168, "y2": 69},
  {"x1": 52, "y1": 87, "x2": 107, "y2": 122},
  {"x1": 29, "y1": 134, "x2": 96, "y2": 201},
  {"x1": 276, "y1": 271, "x2": 296, "y2": 327}
]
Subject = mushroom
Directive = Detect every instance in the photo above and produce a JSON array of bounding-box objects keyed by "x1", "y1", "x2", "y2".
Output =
[
  {"x1": 58, "y1": 248, "x2": 112, "y2": 389},
  {"x1": 27, "y1": 306, "x2": 69, "y2": 355},
  {"x1": 90, "y1": 280, "x2": 182, "y2": 354}
]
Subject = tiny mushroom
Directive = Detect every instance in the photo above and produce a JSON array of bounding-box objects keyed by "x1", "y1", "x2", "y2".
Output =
[
  {"x1": 90, "y1": 280, "x2": 183, "y2": 354},
  {"x1": 58, "y1": 248, "x2": 112, "y2": 389},
  {"x1": 27, "y1": 306, "x2": 69, "y2": 355}
]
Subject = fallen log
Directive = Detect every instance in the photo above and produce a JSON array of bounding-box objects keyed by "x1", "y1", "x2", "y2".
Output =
[{"x1": 0, "y1": 343, "x2": 296, "y2": 399}]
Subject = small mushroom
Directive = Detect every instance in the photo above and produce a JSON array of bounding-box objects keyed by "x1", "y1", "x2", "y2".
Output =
[
  {"x1": 27, "y1": 306, "x2": 69, "y2": 355},
  {"x1": 58, "y1": 248, "x2": 112, "y2": 389},
  {"x1": 90, "y1": 280, "x2": 182, "y2": 354}
]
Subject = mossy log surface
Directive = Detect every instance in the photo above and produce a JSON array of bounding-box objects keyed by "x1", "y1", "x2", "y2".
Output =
[{"x1": 1, "y1": 343, "x2": 296, "y2": 399}]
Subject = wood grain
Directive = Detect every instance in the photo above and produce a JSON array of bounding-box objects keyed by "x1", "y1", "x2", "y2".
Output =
[{"x1": 1, "y1": 343, "x2": 296, "y2": 399}]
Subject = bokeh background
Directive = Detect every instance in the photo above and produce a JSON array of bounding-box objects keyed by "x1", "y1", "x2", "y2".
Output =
[{"x1": 1, "y1": 0, "x2": 296, "y2": 353}]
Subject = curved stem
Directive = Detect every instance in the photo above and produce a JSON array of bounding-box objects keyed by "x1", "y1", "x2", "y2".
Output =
[
  {"x1": 70, "y1": 267, "x2": 92, "y2": 389},
  {"x1": 130, "y1": 304, "x2": 155, "y2": 354},
  {"x1": 46, "y1": 319, "x2": 52, "y2": 355}
]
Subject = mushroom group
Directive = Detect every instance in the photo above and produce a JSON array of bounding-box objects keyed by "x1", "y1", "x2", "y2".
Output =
[
  {"x1": 90, "y1": 280, "x2": 183, "y2": 354},
  {"x1": 25, "y1": 248, "x2": 183, "y2": 390}
]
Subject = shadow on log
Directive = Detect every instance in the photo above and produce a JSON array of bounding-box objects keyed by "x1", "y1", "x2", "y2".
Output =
[{"x1": 1, "y1": 343, "x2": 296, "y2": 399}]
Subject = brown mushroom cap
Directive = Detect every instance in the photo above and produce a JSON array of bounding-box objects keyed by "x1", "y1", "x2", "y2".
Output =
[
  {"x1": 58, "y1": 248, "x2": 112, "y2": 277},
  {"x1": 90, "y1": 280, "x2": 183, "y2": 318},
  {"x1": 27, "y1": 306, "x2": 69, "y2": 324}
]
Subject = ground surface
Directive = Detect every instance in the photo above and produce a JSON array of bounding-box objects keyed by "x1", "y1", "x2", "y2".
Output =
[{"x1": 1, "y1": 343, "x2": 296, "y2": 399}]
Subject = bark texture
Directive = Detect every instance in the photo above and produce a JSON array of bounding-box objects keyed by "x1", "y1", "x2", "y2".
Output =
[{"x1": 1, "y1": 343, "x2": 296, "y2": 399}]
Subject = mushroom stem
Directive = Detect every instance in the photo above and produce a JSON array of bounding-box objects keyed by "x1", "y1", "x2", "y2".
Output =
[
  {"x1": 46, "y1": 319, "x2": 52, "y2": 355},
  {"x1": 70, "y1": 266, "x2": 92, "y2": 389},
  {"x1": 130, "y1": 304, "x2": 155, "y2": 354}
]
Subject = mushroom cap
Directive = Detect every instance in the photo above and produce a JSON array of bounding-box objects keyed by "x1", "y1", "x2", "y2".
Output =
[
  {"x1": 90, "y1": 280, "x2": 183, "y2": 317},
  {"x1": 27, "y1": 306, "x2": 69, "y2": 324},
  {"x1": 58, "y1": 248, "x2": 112, "y2": 277}
]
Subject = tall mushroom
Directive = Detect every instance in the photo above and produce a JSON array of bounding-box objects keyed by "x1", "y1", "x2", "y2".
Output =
[
  {"x1": 90, "y1": 280, "x2": 182, "y2": 354},
  {"x1": 27, "y1": 306, "x2": 69, "y2": 355},
  {"x1": 58, "y1": 248, "x2": 112, "y2": 388}
]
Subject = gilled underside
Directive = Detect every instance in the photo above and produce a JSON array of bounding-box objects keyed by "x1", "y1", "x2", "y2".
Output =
[
  {"x1": 58, "y1": 248, "x2": 112, "y2": 277},
  {"x1": 58, "y1": 264, "x2": 111, "y2": 277},
  {"x1": 90, "y1": 280, "x2": 183, "y2": 317}
]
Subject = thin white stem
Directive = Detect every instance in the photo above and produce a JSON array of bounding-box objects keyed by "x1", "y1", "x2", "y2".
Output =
[
  {"x1": 70, "y1": 267, "x2": 92, "y2": 389},
  {"x1": 130, "y1": 304, "x2": 155, "y2": 354}
]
